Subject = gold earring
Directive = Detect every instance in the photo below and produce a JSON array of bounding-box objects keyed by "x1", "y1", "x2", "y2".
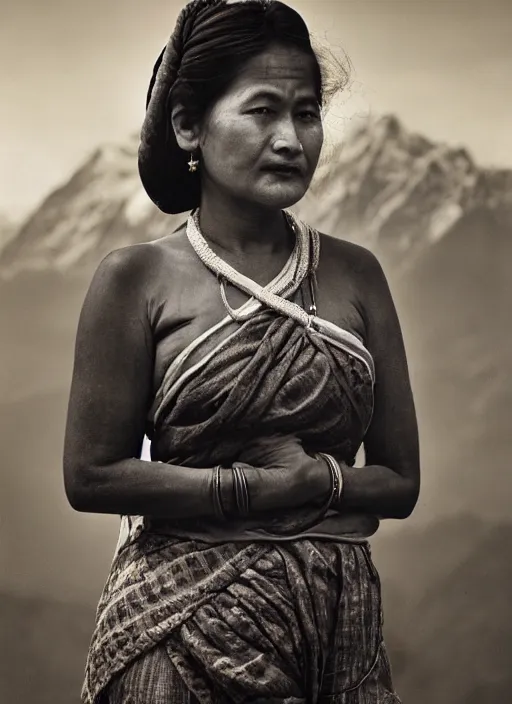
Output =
[{"x1": 188, "y1": 153, "x2": 199, "y2": 173}]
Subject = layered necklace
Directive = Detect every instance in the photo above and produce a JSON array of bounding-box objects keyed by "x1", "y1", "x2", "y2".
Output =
[{"x1": 186, "y1": 208, "x2": 319, "y2": 327}]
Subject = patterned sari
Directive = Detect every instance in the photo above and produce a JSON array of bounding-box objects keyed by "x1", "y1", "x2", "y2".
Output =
[{"x1": 81, "y1": 211, "x2": 401, "y2": 703}]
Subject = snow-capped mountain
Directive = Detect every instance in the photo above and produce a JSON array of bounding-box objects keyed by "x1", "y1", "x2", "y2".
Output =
[
  {"x1": 297, "y1": 114, "x2": 512, "y2": 270},
  {"x1": 0, "y1": 137, "x2": 185, "y2": 277}
]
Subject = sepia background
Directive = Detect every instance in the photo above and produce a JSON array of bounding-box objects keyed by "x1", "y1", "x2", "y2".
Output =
[{"x1": 1, "y1": 0, "x2": 511, "y2": 702}]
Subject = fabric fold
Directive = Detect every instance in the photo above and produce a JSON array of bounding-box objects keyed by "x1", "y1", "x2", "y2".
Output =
[{"x1": 82, "y1": 211, "x2": 381, "y2": 703}]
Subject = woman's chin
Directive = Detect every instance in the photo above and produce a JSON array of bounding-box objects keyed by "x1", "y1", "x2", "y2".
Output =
[
  {"x1": 206, "y1": 180, "x2": 310, "y2": 212},
  {"x1": 252, "y1": 185, "x2": 309, "y2": 211}
]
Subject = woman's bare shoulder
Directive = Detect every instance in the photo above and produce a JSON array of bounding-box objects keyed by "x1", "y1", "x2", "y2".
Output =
[
  {"x1": 318, "y1": 231, "x2": 382, "y2": 277},
  {"x1": 96, "y1": 241, "x2": 152, "y2": 276},
  {"x1": 92, "y1": 225, "x2": 188, "y2": 289},
  {"x1": 317, "y1": 230, "x2": 374, "y2": 264}
]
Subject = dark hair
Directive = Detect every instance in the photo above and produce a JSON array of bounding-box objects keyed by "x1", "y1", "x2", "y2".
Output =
[
  {"x1": 168, "y1": 0, "x2": 323, "y2": 124},
  {"x1": 139, "y1": 0, "x2": 348, "y2": 214}
]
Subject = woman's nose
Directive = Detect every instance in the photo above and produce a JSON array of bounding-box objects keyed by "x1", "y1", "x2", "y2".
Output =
[{"x1": 271, "y1": 120, "x2": 304, "y2": 155}]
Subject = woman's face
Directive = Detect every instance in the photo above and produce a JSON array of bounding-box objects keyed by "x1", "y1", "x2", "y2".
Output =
[{"x1": 196, "y1": 43, "x2": 324, "y2": 211}]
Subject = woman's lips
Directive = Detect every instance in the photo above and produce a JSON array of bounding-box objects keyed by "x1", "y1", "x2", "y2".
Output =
[{"x1": 262, "y1": 165, "x2": 301, "y2": 177}]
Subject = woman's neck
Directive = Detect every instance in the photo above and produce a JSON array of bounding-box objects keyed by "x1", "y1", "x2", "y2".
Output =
[{"x1": 197, "y1": 193, "x2": 293, "y2": 257}]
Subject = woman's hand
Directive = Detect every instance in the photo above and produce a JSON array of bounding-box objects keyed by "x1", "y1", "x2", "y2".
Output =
[{"x1": 236, "y1": 434, "x2": 331, "y2": 508}]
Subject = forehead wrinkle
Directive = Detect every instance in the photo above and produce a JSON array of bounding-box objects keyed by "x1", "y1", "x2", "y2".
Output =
[
  {"x1": 244, "y1": 60, "x2": 314, "y2": 81},
  {"x1": 212, "y1": 49, "x2": 320, "y2": 112},
  {"x1": 236, "y1": 78, "x2": 318, "y2": 104},
  {"x1": 235, "y1": 47, "x2": 317, "y2": 88}
]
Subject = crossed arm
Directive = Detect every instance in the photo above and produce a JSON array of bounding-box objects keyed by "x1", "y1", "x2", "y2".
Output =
[{"x1": 63, "y1": 243, "x2": 419, "y2": 522}]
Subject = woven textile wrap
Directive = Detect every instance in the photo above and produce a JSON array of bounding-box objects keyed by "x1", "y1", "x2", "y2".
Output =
[{"x1": 81, "y1": 212, "x2": 394, "y2": 704}]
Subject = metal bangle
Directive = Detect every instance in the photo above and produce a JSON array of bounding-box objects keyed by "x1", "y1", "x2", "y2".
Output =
[
  {"x1": 212, "y1": 465, "x2": 227, "y2": 520},
  {"x1": 316, "y1": 452, "x2": 344, "y2": 508},
  {"x1": 238, "y1": 466, "x2": 250, "y2": 515},
  {"x1": 232, "y1": 463, "x2": 250, "y2": 517},
  {"x1": 331, "y1": 456, "x2": 345, "y2": 504}
]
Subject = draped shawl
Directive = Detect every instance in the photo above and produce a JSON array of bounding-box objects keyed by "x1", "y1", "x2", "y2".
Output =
[{"x1": 82, "y1": 211, "x2": 380, "y2": 704}]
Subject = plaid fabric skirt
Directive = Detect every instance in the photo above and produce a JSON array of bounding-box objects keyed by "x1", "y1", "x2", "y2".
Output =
[{"x1": 105, "y1": 542, "x2": 401, "y2": 704}]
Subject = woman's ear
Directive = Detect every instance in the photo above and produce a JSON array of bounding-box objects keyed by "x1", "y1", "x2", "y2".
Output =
[{"x1": 170, "y1": 104, "x2": 200, "y2": 153}]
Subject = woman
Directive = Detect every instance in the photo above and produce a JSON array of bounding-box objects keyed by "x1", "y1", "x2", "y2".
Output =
[{"x1": 64, "y1": 0, "x2": 420, "y2": 702}]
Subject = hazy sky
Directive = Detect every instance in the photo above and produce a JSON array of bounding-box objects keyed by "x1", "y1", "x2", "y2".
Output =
[{"x1": 1, "y1": 0, "x2": 511, "y2": 220}]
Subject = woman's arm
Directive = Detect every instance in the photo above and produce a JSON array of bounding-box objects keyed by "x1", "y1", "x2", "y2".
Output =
[
  {"x1": 333, "y1": 249, "x2": 420, "y2": 520},
  {"x1": 63, "y1": 246, "x2": 327, "y2": 519}
]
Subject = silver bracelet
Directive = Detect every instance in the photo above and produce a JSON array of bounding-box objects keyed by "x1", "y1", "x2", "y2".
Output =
[{"x1": 317, "y1": 452, "x2": 344, "y2": 506}]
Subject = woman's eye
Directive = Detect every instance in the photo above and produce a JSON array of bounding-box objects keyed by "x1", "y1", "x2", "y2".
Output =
[
  {"x1": 247, "y1": 107, "x2": 319, "y2": 121},
  {"x1": 249, "y1": 107, "x2": 273, "y2": 115},
  {"x1": 298, "y1": 111, "x2": 320, "y2": 121}
]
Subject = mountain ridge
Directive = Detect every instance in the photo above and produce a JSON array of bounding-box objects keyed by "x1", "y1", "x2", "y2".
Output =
[{"x1": 1, "y1": 113, "x2": 510, "y2": 278}]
